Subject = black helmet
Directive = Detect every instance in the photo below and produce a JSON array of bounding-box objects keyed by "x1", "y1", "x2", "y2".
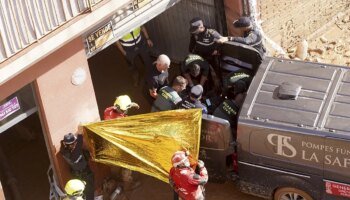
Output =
[{"x1": 63, "y1": 133, "x2": 77, "y2": 145}]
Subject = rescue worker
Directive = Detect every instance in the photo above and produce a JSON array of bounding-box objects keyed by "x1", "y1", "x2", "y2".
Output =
[
  {"x1": 64, "y1": 179, "x2": 86, "y2": 200},
  {"x1": 103, "y1": 95, "x2": 141, "y2": 191},
  {"x1": 188, "y1": 17, "x2": 228, "y2": 76},
  {"x1": 104, "y1": 95, "x2": 139, "y2": 120},
  {"x1": 115, "y1": 26, "x2": 153, "y2": 86},
  {"x1": 228, "y1": 16, "x2": 266, "y2": 57},
  {"x1": 169, "y1": 150, "x2": 208, "y2": 200},
  {"x1": 180, "y1": 85, "x2": 208, "y2": 114},
  {"x1": 146, "y1": 54, "x2": 171, "y2": 100},
  {"x1": 151, "y1": 76, "x2": 187, "y2": 112},
  {"x1": 60, "y1": 133, "x2": 94, "y2": 200},
  {"x1": 189, "y1": 17, "x2": 227, "y2": 59},
  {"x1": 181, "y1": 54, "x2": 210, "y2": 88},
  {"x1": 212, "y1": 94, "x2": 243, "y2": 139},
  {"x1": 222, "y1": 70, "x2": 251, "y2": 98}
]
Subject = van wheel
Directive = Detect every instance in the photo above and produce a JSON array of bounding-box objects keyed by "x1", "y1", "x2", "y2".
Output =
[{"x1": 274, "y1": 187, "x2": 313, "y2": 200}]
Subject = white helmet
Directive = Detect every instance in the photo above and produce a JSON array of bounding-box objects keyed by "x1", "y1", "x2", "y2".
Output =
[
  {"x1": 65, "y1": 179, "x2": 85, "y2": 196},
  {"x1": 171, "y1": 151, "x2": 190, "y2": 168}
]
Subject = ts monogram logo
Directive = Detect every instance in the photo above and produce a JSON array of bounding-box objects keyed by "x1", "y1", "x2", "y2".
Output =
[{"x1": 267, "y1": 134, "x2": 297, "y2": 158}]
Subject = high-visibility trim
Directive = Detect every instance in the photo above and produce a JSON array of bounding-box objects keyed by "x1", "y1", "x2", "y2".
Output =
[
  {"x1": 120, "y1": 27, "x2": 142, "y2": 46},
  {"x1": 196, "y1": 41, "x2": 215, "y2": 46},
  {"x1": 121, "y1": 27, "x2": 141, "y2": 41},
  {"x1": 120, "y1": 35, "x2": 141, "y2": 46},
  {"x1": 185, "y1": 54, "x2": 204, "y2": 66}
]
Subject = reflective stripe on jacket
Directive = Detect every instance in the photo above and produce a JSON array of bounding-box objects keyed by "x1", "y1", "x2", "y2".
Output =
[
  {"x1": 151, "y1": 86, "x2": 182, "y2": 112},
  {"x1": 169, "y1": 166, "x2": 208, "y2": 200},
  {"x1": 120, "y1": 27, "x2": 142, "y2": 46}
]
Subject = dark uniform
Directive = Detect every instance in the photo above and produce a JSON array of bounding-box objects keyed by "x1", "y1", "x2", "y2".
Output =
[
  {"x1": 181, "y1": 54, "x2": 210, "y2": 79},
  {"x1": 229, "y1": 28, "x2": 266, "y2": 57},
  {"x1": 189, "y1": 27, "x2": 223, "y2": 58},
  {"x1": 213, "y1": 99, "x2": 240, "y2": 138},
  {"x1": 222, "y1": 70, "x2": 251, "y2": 98},
  {"x1": 151, "y1": 86, "x2": 182, "y2": 112},
  {"x1": 180, "y1": 96, "x2": 208, "y2": 114},
  {"x1": 144, "y1": 63, "x2": 169, "y2": 103},
  {"x1": 61, "y1": 135, "x2": 94, "y2": 200},
  {"x1": 189, "y1": 27, "x2": 223, "y2": 82}
]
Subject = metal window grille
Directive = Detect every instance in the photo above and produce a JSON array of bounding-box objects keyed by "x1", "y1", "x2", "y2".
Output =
[{"x1": 0, "y1": 0, "x2": 103, "y2": 63}]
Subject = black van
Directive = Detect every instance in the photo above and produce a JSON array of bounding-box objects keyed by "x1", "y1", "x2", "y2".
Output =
[{"x1": 200, "y1": 42, "x2": 350, "y2": 200}]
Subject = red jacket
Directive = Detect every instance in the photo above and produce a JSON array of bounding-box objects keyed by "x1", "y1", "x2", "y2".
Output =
[
  {"x1": 103, "y1": 107, "x2": 127, "y2": 120},
  {"x1": 169, "y1": 166, "x2": 208, "y2": 200}
]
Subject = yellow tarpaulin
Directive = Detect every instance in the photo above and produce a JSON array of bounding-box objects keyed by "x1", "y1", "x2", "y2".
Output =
[{"x1": 83, "y1": 109, "x2": 202, "y2": 183}]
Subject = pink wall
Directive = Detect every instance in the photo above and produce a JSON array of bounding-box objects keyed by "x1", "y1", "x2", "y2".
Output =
[
  {"x1": 33, "y1": 38, "x2": 104, "y2": 187},
  {"x1": 224, "y1": 0, "x2": 243, "y2": 36}
]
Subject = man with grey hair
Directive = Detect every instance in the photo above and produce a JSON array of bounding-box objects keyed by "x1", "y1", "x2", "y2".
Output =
[{"x1": 146, "y1": 54, "x2": 171, "y2": 100}]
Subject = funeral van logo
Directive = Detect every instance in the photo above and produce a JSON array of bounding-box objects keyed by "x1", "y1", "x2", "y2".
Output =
[
  {"x1": 265, "y1": 133, "x2": 350, "y2": 170},
  {"x1": 267, "y1": 134, "x2": 297, "y2": 158}
]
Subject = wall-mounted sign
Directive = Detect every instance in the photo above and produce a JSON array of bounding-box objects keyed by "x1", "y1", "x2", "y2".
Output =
[
  {"x1": 83, "y1": 0, "x2": 181, "y2": 58},
  {"x1": 0, "y1": 97, "x2": 20, "y2": 121},
  {"x1": 86, "y1": 21, "x2": 114, "y2": 54}
]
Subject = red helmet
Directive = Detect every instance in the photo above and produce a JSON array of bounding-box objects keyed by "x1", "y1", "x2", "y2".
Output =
[{"x1": 171, "y1": 151, "x2": 188, "y2": 167}]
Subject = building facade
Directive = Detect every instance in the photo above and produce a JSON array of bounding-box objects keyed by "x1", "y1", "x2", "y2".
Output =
[{"x1": 0, "y1": 0, "x2": 243, "y2": 198}]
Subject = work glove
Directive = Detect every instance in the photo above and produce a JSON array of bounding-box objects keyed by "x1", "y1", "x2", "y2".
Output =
[{"x1": 197, "y1": 160, "x2": 205, "y2": 168}]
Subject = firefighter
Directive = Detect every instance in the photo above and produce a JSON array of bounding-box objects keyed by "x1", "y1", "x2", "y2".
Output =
[
  {"x1": 103, "y1": 95, "x2": 139, "y2": 120},
  {"x1": 60, "y1": 133, "x2": 94, "y2": 200},
  {"x1": 169, "y1": 151, "x2": 208, "y2": 200},
  {"x1": 115, "y1": 26, "x2": 153, "y2": 86},
  {"x1": 103, "y1": 95, "x2": 141, "y2": 191},
  {"x1": 151, "y1": 76, "x2": 187, "y2": 112},
  {"x1": 64, "y1": 179, "x2": 86, "y2": 200},
  {"x1": 228, "y1": 16, "x2": 266, "y2": 57},
  {"x1": 180, "y1": 85, "x2": 208, "y2": 114}
]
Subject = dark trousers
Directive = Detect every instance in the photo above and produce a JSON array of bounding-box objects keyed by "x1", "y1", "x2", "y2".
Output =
[
  {"x1": 124, "y1": 40, "x2": 152, "y2": 73},
  {"x1": 173, "y1": 191, "x2": 179, "y2": 200},
  {"x1": 74, "y1": 169, "x2": 94, "y2": 200}
]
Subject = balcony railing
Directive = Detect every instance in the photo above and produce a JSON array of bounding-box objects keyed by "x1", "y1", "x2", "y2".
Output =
[{"x1": 0, "y1": 0, "x2": 104, "y2": 63}]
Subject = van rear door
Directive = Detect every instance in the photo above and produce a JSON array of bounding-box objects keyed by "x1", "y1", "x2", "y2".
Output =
[
  {"x1": 321, "y1": 69, "x2": 350, "y2": 199},
  {"x1": 200, "y1": 114, "x2": 235, "y2": 182}
]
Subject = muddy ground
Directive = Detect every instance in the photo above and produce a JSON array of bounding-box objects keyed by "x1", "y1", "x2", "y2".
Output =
[
  {"x1": 284, "y1": 13, "x2": 350, "y2": 66},
  {"x1": 259, "y1": 1, "x2": 350, "y2": 66}
]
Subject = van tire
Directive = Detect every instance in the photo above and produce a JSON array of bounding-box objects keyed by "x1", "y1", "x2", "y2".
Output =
[{"x1": 274, "y1": 187, "x2": 313, "y2": 200}]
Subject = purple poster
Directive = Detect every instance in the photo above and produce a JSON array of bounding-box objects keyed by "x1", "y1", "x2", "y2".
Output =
[{"x1": 0, "y1": 97, "x2": 20, "y2": 121}]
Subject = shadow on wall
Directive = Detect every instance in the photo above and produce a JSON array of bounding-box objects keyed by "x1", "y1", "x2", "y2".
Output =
[{"x1": 88, "y1": 45, "x2": 181, "y2": 117}]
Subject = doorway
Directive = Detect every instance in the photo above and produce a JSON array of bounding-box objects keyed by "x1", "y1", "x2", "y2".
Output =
[{"x1": 0, "y1": 113, "x2": 50, "y2": 200}]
